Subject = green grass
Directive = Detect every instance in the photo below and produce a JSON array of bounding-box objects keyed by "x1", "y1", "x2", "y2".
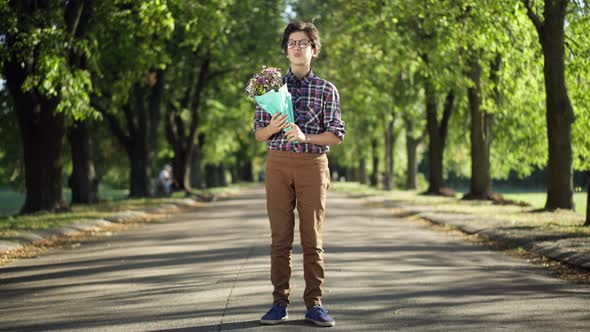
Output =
[
  {"x1": 1, "y1": 182, "x2": 586, "y2": 240},
  {"x1": 0, "y1": 183, "x2": 256, "y2": 239},
  {"x1": 330, "y1": 182, "x2": 590, "y2": 236},
  {"x1": 0, "y1": 190, "x2": 25, "y2": 216},
  {"x1": 330, "y1": 182, "x2": 587, "y2": 217},
  {"x1": 500, "y1": 191, "x2": 587, "y2": 217},
  {"x1": 0, "y1": 187, "x2": 129, "y2": 217}
]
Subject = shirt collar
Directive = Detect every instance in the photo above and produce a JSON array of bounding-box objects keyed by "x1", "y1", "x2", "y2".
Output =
[{"x1": 286, "y1": 68, "x2": 315, "y2": 85}]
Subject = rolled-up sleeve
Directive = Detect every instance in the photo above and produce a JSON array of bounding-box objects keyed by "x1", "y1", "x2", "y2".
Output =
[
  {"x1": 323, "y1": 83, "x2": 346, "y2": 141},
  {"x1": 253, "y1": 103, "x2": 270, "y2": 133}
]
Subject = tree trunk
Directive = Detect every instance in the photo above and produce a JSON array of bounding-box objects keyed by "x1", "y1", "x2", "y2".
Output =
[
  {"x1": 172, "y1": 147, "x2": 190, "y2": 192},
  {"x1": 126, "y1": 84, "x2": 151, "y2": 197},
  {"x1": 219, "y1": 163, "x2": 227, "y2": 187},
  {"x1": 5, "y1": 58, "x2": 68, "y2": 214},
  {"x1": 92, "y1": 78, "x2": 159, "y2": 198},
  {"x1": 524, "y1": 0, "x2": 574, "y2": 210},
  {"x1": 230, "y1": 165, "x2": 239, "y2": 184},
  {"x1": 425, "y1": 81, "x2": 442, "y2": 193},
  {"x1": 370, "y1": 139, "x2": 379, "y2": 187},
  {"x1": 148, "y1": 69, "x2": 165, "y2": 177},
  {"x1": 165, "y1": 57, "x2": 209, "y2": 194},
  {"x1": 383, "y1": 117, "x2": 395, "y2": 190},
  {"x1": 358, "y1": 157, "x2": 367, "y2": 185},
  {"x1": 95, "y1": 76, "x2": 161, "y2": 199},
  {"x1": 205, "y1": 163, "x2": 226, "y2": 188},
  {"x1": 238, "y1": 159, "x2": 254, "y2": 182},
  {"x1": 125, "y1": 72, "x2": 165, "y2": 197},
  {"x1": 15, "y1": 93, "x2": 68, "y2": 214},
  {"x1": 66, "y1": 2, "x2": 97, "y2": 204},
  {"x1": 2, "y1": 2, "x2": 82, "y2": 214},
  {"x1": 68, "y1": 121, "x2": 99, "y2": 204},
  {"x1": 7, "y1": 87, "x2": 67, "y2": 214},
  {"x1": 425, "y1": 80, "x2": 455, "y2": 195},
  {"x1": 191, "y1": 139, "x2": 205, "y2": 189},
  {"x1": 464, "y1": 54, "x2": 492, "y2": 200},
  {"x1": 404, "y1": 116, "x2": 420, "y2": 190},
  {"x1": 541, "y1": 1, "x2": 574, "y2": 210},
  {"x1": 129, "y1": 142, "x2": 150, "y2": 197},
  {"x1": 585, "y1": 171, "x2": 590, "y2": 226}
]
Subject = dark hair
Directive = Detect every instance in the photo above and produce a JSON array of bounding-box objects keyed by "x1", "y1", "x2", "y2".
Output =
[{"x1": 281, "y1": 21, "x2": 321, "y2": 57}]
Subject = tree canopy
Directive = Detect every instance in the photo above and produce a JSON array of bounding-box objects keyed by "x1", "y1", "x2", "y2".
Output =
[{"x1": 0, "y1": 0, "x2": 588, "y2": 219}]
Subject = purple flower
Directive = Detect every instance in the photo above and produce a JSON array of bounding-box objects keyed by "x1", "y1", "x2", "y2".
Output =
[{"x1": 245, "y1": 66, "x2": 284, "y2": 99}]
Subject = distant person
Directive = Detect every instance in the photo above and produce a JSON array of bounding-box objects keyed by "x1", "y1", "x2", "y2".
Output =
[
  {"x1": 158, "y1": 164, "x2": 174, "y2": 196},
  {"x1": 253, "y1": 21, "x2": 345, "y2": 327}
]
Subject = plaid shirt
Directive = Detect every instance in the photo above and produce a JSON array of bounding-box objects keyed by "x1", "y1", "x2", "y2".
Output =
[{"x1": 253, "y1": 69, "x2": 345, "y2": 153}]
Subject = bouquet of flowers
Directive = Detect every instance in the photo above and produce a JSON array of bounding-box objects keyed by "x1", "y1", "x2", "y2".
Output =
[{"x1": 245, "y1": 66, "x2": 294, "y2": 132}]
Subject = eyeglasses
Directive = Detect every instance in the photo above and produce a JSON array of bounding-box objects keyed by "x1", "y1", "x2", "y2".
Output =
[{"x1": 287, "y1": 39, "x2": 312, "y2": 49}]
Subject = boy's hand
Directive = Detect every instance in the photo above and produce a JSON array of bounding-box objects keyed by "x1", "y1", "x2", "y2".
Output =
[
  {"x1": 284, "y1": 124, "x2": 307, "y2": 143},
  {"x1": 267, "y1": 113, "x2": 288, "y2": 134}
]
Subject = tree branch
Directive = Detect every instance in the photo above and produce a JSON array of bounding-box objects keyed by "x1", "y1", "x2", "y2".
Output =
[
  {"x1": 91, "y1": 96, "x2": 131, "y2": 153},
  {"x1": 522, "y1": 0, "x2": 543, "y2": 33},
  {"x1": 439, "y1": 89, "x2": 455, "y2": 145},
  {"x1": 188, "y1": 55, "x2": 210, "y2": 144},
  {"x1": 65, "y1": 0, "x2": 84, "y2": 38},
  {"x1": 165, "y1": 100, "x2": 180, "y2": 147}
]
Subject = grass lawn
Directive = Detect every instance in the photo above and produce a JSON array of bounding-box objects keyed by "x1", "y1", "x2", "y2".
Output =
[
  {"x1": 0, "y1": 183, "x2": 255, "y2": 239},
  {"x1": 0, "y1": 187, "x2": 129, "y2": 217},
  {"x1": 500, "y1": 190, "x2": 587, "y2": 217},
  {"x1": 0, "y1": 190, "x2": 25, "y2": 216},
  {"x1": 330, "y1": 182, "x2": 589, "y2": 236}
]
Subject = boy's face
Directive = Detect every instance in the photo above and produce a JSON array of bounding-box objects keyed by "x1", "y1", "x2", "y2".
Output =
[{"x1": 286, "y1": 31, "x2": 316, "y2": 67}]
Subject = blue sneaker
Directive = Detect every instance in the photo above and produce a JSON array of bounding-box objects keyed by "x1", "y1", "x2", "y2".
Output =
[
  {"x1": 305, "y1": 306, "x2": 335, "y2": 327},
  {"x1": 260, "y1": 304, "x2": 288, "y2": 325}
]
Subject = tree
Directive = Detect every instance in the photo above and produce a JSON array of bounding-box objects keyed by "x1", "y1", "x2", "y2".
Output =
[
  {"x1": 68, "y1": 120, "x2": 99, "y2": 204},
  {"x1": 1, "y1": 1, "x2": 96, "y2": 213},
  {"x1": 566, "y1": 0, "x2": 590, "y2": 224},
  {"x1": 462, "y1": 51, "x2": 499, "y2": 200},
  {"x1": 91, "y1": 1, "x2": 174, "y2": 197},
  {"x1": 163, "y1": 0, "x2": 286, "y2": 192},
  {"x1": 163, "y1": 0, "x2": 228, "y2": 193},
  {"x1": 65, "y1": 1, "x2": 99, "y2": 204},
  {"x1": 424, "y1": 85, "x2": 456, "y2": 194},
  {"x1": 303, "y1": 0, "x2": 409, "y2": 189},
  {"x1": 523, "y1": 0, "x2": 575, "y2": 210},
  {"x1": 456, "y1": 2, "x2": 507, "y2": 200},
  {"x1": 393, "y1": 0, "x2": 462, "y2": 195}
]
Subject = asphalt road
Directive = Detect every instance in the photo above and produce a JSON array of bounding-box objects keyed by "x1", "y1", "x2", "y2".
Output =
[{"x1": 1, "y1": 187, "x2": 589, "y2": 331}]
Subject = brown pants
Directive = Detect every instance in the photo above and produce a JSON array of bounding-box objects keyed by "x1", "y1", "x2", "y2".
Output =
[{"x1": 265, "y1": 150, "x2": 330, "y2": 309}]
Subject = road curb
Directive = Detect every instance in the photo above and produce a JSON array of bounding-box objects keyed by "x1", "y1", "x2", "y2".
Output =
[
  {"x1": 361, "y1": 196, "x2": 590, "y2": 272},
  {"x1": 419, "y1": 212, "x2": 590, "y2": 270},
  {"x1": 0, "y1": 198, "x2": 205, "y2": 259}
]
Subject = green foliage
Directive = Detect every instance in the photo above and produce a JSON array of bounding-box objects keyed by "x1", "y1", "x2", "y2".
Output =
[
  {"x1": 2, "y1": 2, "x2": 98, "y2": 120},
  {"x1": 1, "y1": 0, "x2": 588, "y2": 198},
  {"x1": 163, "y1": 0, "x2": 286, "y2": 168},
  {"x1": 92, "y1": 1, "x2": 175, "y2": 106},
  {"x1": 0, "y1": 101, "x2": 24, "y2": 190},
  {"x1": 292, "y1": 0, "x2": 581, "y2": 186},
  {"x1": 462, "y1": 1, "x2": 547, "y2": 178},
  {"x1": 567, "y1": 1, "x2": 590, "y2": 171},
  {"x1": 309, "y1": 0, "x2": 420, "y2": 172}
]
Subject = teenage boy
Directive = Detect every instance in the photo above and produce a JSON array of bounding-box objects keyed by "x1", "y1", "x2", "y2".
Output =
[{"x1": 253, "y1": 21, "x2": 346, "y2": 327}]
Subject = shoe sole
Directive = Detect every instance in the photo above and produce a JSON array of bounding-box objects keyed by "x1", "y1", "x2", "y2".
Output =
[
  {"x1": 260, "y1": 316, "x2": 288, "y2": 325},
  {"x1": 305, "y1": 317, "x2": 335, "y2": 327}
]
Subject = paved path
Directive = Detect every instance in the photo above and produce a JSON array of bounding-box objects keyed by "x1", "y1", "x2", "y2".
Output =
[{"x1": 1, "y1": 188, "x2": 589, "y2": 331}]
